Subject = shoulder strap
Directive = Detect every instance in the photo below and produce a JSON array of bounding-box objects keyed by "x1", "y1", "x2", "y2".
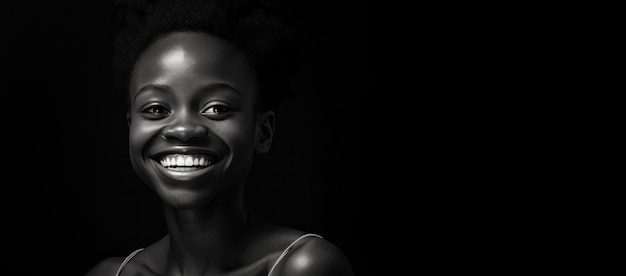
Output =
[
  {"x1": 114, "y1": 248, "x2": 144, "y2": 276},
  {"x1": 267, "y1": 233, "x2": 323, "y2": 276}
]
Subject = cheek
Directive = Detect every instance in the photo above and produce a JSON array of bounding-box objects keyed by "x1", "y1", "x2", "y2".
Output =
[
  {"x1": 128, "y1": 120, "x2": 162, "y2": 187},
  {"x1": 218, "y1": 117, "x2": 255, "y2": 156},
  {"x1": 129, "y1": 120, "x2": 162, "y2": 155}
]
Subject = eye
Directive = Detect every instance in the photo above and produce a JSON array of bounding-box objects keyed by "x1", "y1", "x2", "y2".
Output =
[
  {"x1": 201, "y1": 104, "x2": 233, "y2": 119},
  {"x1": 140, "y1": 104, "x2": 171, "y2": 119}
]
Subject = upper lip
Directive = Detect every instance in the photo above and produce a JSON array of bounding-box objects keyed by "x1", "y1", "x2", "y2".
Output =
[{"x1": 149, "y1": 146, "x2": 223, "y2": 160}]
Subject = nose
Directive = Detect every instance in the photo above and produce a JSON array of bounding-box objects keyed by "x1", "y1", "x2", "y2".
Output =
[{"x1": 162, "y1": 119, "x2": 209, "y2": 142}]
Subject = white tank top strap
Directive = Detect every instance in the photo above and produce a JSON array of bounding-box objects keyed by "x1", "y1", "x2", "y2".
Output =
[
  {"x1": 267, "y1": 233, "x2": 323, "y2": 276},
  {"x1": 113, "y1": 234, "x2": 322, "y2": 276},
  {"x1": 115, "y1": 248, "x2": 144, "y2": 276}
]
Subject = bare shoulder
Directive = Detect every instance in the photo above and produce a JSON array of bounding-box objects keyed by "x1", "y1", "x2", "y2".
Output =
[
  {"x1": 276, "y1": 237, "x2": 354, "y2": 276},
  {"x1": 84, "y1": 257, "x2": 124, "y2": 276}
]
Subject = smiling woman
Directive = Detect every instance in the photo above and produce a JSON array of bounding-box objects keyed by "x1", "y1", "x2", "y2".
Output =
[
  {"x1": 83, "y1": 0, "x2": 355, "y2": 275},
  {"x1": 127, "y1": 32, "x2": 264, "y2": 210}
]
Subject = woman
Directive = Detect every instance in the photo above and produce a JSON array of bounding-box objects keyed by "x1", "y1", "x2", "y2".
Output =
[{"x1": 86, "y1": 0, "x2": 354, "y2": 275}]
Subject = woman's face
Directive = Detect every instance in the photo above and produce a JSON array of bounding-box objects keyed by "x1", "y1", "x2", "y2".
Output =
[{"x1": 128, "y1": 32, "x2": 262, "y2": 208}]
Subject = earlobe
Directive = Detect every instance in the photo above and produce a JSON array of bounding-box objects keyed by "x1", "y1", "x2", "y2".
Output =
[
  {"x1": 126, "y1": 112, "x2": 131, "y2": 127},
  {"x1": 255, "y1": 110, "x2": 275, "y2": 154}
]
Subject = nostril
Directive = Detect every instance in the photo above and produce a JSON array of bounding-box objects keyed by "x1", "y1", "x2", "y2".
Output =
[{"x1": 162, "y1": 124, "x2": 209, "y2": 141}]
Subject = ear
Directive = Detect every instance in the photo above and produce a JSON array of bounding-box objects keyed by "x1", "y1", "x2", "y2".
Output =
[
  {"x1": 126, "y1": 112, "x2": 131, "y2": 127},
  {"x1": 254, "y1": 110, "x2": 276, "y2": 154}
]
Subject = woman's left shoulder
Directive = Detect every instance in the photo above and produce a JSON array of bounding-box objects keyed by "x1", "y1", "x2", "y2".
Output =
[{"x1": 279, "y1": 235, "x2": 354, "y2": 276}]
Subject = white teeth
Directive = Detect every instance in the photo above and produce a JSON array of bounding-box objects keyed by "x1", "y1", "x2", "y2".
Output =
[{"x1": 158, "y1": 154, "x2": 216, "y2": 169}]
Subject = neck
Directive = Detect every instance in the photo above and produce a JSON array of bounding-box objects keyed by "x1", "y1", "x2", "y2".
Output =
[{"x1": 163, "y1": 187, "x2": 249, "y2": 275}]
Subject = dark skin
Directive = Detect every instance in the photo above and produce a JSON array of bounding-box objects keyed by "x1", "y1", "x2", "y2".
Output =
[{"x1": 85, "y1": 32, "x2": 353, "y2": 276}]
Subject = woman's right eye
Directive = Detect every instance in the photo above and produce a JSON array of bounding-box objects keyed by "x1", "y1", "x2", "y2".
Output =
[{"x1": 140, "y1": 105, "x2": 171, "y2": 119}]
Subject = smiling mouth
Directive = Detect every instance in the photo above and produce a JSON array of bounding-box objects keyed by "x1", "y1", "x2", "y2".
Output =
[{"x1": 155, "y1": 153, "x2": 220, "y2": 172}]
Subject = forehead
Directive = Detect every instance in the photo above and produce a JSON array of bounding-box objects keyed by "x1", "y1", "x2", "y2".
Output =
[{"x1": 130, "y1": 31, "x2": 257, "y2": 97}]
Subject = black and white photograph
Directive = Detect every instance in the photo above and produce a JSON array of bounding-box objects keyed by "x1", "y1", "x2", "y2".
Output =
[{"x1": 3, "y1": 0, "x2": 364, "y2": 275}]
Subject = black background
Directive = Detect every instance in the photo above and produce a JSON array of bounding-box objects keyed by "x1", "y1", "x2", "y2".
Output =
[{"x1": 2, "y1": 0, "x2": 364, "y2": 275}]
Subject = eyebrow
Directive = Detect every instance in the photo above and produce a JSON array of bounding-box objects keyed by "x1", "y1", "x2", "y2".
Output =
[
  {"x1": 133, "y1": 83, "x2": 242, "y2": 102},
  {"x1": 199, "y1": 83, "x2": 242, "y2": 98},
  {"x1": 134, "y1": 84, "x2": 170, "y2": 102}
]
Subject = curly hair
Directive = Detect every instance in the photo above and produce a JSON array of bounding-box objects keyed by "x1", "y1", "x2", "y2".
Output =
[{"x1": 113, "y1": 0, "x2": 300, "y2": 111}]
